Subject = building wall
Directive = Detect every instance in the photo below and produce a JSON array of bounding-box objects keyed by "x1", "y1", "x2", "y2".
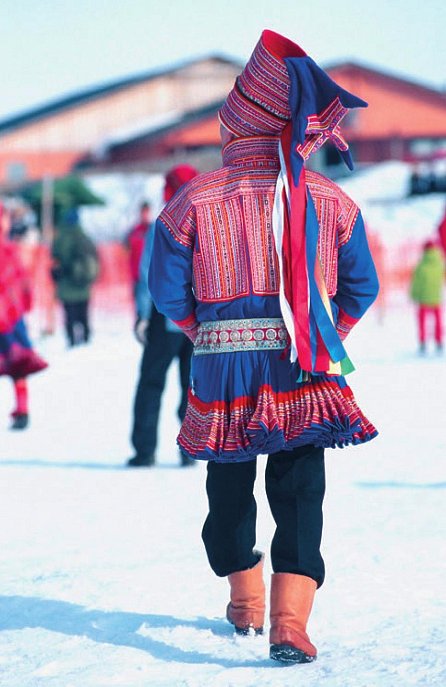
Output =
[
  {"x1": 0, "y1": 150, "x2": 84, "y2": 186},
  {"x1": 0, "y1": 59, "x2": 240, "y2": 184},
  {"x1": 329, "y1": 66, "x2": 446, "y2": 140},
  {"x1": 3, "y1": 60, "x2": 445, "y2": 184}
]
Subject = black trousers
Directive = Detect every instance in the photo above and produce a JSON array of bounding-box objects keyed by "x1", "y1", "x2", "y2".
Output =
[
  {"x1": 202, "y1": 444, "x2": 326, "y2": 588},
  {"x1": 131, "y1": 308, "x2": 193, "y2": 460},
  {"x1": 63, "y1": 300, "x2": 90, "y2": 346}
]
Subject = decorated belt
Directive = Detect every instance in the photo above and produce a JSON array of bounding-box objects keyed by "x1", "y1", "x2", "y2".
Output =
[{"x1": 194, "y1": 318, "x2": 288, "y2": 355}]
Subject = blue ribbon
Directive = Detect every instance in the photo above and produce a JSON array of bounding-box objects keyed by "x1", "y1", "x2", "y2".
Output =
[
  {"x1": 305, "y1": 192, "x2": 347, "y2": 367},
  {"x1": 284, "y1": 55, "x2": 368, "y2": 184}
]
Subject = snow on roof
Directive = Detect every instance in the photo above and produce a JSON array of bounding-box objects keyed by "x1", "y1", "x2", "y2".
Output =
[{"x1": 339, "y1": 161, "x2": 445, "y2": 247}]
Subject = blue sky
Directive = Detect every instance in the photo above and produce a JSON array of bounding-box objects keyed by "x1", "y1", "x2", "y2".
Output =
[{"x1": 0, "y1": 0, "x2": 444, "y2": 119}]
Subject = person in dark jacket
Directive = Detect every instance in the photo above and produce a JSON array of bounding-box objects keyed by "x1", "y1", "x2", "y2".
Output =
[
  {"x1": 127, "y1": 165, "x2": 198, "y2": 468},
  {"x1": 410, "y1": 240, "x2": 445, "y2": 353},
  {"x1": 51, "y1": 208, "x2": 99, "y2": 346}
]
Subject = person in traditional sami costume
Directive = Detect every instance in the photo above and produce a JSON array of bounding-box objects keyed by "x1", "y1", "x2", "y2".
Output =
[
  {"x1": 149, "y1": 30, "x2": 379, "y2": 664},
  {"x1": 0, "y1": 204, "x2": 48, "y2": 430}
]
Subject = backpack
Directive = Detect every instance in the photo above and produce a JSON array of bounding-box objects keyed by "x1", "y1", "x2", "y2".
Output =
[{"x1": 70, "y1": 239, "x2": 99, "y2": 287}]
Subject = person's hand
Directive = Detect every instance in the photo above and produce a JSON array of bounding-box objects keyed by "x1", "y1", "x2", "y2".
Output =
[
  {"x1": 50, "y1": 261, "x2": 63, "y2": 282},
  {"x1": 134, "y1": 318, "x2": 149, "y2": 345}
]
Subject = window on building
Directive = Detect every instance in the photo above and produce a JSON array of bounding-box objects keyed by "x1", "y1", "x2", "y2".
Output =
[
  {"x1": 342, "y1": 109, "x2": 359, "y2": 130},
  {"x1": 410, "y1": 138, "x2": 446, "y2": 156},
  {"x1": 6, "y1": 161, "x2": 27, "y2": 183},
  {"x1": 324, "y1": 142, "x2": 342, "y2": 167}
]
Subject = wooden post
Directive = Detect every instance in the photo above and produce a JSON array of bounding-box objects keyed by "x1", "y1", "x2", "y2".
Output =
[{"x1": 40, "y1": 176, "x2": 56, "y2": 335}]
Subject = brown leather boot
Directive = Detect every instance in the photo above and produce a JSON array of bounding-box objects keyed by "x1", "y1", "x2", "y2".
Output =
[
  {"x1": 269, "y1": 573, "x2": 318, "y2": 663},
  {"x1": 226, "y1": 553, "x2": 265, "y2": 635}
]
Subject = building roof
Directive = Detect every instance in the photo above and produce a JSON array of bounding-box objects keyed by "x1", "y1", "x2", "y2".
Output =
[
  {"x1": 326, "y1": 61, "x2": 446, "y2": 140},
  {"x1": 326, "y1": 60, "x2": 446, "y2": 105},
  {"x1": 107, "y1": 99, "x2": 225, "y2": 154},
  {"x1": 0, "y1": 54, "x2": 242, "y2": 136}
]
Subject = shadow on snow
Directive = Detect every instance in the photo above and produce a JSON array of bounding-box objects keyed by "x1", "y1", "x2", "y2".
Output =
[
  {"x1": 0, "y1": 460, "x2": 188, "y2": 471},
  {"x1": 0, "y1": 595, "x2": 272, "y2": 668},
  {"x1": 355, "y1": 481, "x2": 446, "y2": 489}
]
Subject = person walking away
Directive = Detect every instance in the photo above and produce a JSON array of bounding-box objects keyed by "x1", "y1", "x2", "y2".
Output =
[
  {"x1": 410, "y1": 240, "x2": 444, "y2": 353},
  {"x1": 127, "y1": 166, "x2": 198, "y2": 468},
  {"x1": 149, "y1": 30, "x2": 379, "y2": 664},
  {"x1": 0, "y1": 204, "x2": 48, "y2": 429},
  {"x1": 51, "y1": 208, "x2": 99, "y2": 347},
  {"x1": 124, "y1": 201, "x2": 152, "y2": 310}
]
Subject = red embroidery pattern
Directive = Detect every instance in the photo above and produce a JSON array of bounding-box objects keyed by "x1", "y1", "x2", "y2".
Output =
[
  {"x1": 194, "y1": 198, "x2": 250, "y2": 301},
  {"x1": 165, "y1": 139, "x2": 282, "y2": 302},
  {"x1": 296, "y1": 97, "x2": 350, "y2": 162},
  {"x1": 160, "y1": 141, "x2": 359, "y2": 304},
  {"x1": 173, "y1": 313, "x2": 199, "y2": 342},
  {"x1": 243, "y1": 194, "x2": 280, "y2": 295},
  {"x1": 178, "y1": 381, "x2": 377, "y2": 457},
  {"x1": 336, "y1": 309, "x2": 359, "y2": 341},
  {"x1": 159, "y1": 190, "x2": 196, "y2": 249},
  {"x1": 306, "y1": 171, "x2": 359, "y2": 297},
  {"x1": 335, "y1": 183, "x2": 359, "y2": 247}
]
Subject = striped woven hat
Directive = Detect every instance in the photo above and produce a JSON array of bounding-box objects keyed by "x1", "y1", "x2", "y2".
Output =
[
  {"x1": 219, "y1": 29, "x2": 367, "y2": 171},
  {"x1": 219, "y1": 30, "x2": 306, "y2": 136}
]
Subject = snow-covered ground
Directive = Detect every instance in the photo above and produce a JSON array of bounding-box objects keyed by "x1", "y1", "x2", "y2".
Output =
[{"x1": 1, "y1": 303, "x2": 445, "y2": 687}]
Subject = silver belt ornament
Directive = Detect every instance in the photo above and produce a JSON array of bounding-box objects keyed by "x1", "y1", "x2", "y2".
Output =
[{"x1": 194, "y1": 318, "x2": 288, "y2": 355}]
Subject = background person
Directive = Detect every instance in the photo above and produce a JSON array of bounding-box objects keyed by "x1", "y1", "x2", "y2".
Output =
[
  {"x1": 124, "y1": 201, "x2": 152, "y2": 310},
  {"x1": 0, "y1": 203, "x2": 47, "y2": 429},
  {"x1": 51, "y1": 208, "x2": 99, "y2": 347},
  {"x1": 127, "y1": 165, "x2": 198, "y2": 468},
  {"x1": 410, "y1": 240, "x2": 445, "y2": 353}
]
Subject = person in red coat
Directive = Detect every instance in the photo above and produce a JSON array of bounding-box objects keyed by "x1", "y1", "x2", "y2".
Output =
[
  {"x1": 0, "y1": 204, "x2": 47, "y2": 429},
  {"x1": 125, "y1": 201, "x2": 152, "y2": 307},
  {"x1": 438, "y1": 205, "x2": 446, "y2": 256}
]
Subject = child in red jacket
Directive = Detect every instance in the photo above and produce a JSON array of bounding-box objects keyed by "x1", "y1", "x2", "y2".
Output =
[{"x1": 0, "y1": 204, "x2": 47, "y2": 429}]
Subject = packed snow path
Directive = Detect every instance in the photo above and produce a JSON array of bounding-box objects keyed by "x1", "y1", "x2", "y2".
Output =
[{"x1": 1, "y1": 307, "x2": 445, "y2": 687}]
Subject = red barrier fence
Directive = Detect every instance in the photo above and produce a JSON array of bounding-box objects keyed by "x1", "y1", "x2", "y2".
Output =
[
  {"x1": 23, "y1": 242, "x2": 133, "y2": 334},
  {"x1": 21, "y1": 235, "x2": 424, "y2": 334},
  {"x1": 92, "y1": 243, "x2": 134, "y2": 313}
]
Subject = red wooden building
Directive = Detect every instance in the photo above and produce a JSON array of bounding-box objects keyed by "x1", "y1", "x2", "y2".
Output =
[
  {"x1": 0, "y1": 56, "x2": 241, "y2": 187},
  {"x1": 1, "y1": 57, "x2": 445, "y2": 186}
]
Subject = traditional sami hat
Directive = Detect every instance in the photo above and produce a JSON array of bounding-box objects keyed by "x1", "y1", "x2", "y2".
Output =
[
  {"x1": 164, "y1": 164, "x2": 199, "y2": 201},
  {"x1": 219, "y1": 29, "x2": 367, "y2": 170},
  {"x1": 220, "y1": 30, "x2": 368, "y2": 377}
]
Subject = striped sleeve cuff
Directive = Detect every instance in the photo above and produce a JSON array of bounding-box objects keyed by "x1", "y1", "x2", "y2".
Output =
[
  {"x1": 172, "y1": 313, "x2": 199, "y2": 343},
  {"x1": 336, "y1": 309, "x2": 359, "y2": 341}
]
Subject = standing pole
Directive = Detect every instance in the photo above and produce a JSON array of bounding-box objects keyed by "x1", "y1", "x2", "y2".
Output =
[
  {"x1": 41, "y1": 175, "x2": 54, "y2": 245},
  {"x1": 40, "y1": 176, "x2": 56, "y2": 335}
]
